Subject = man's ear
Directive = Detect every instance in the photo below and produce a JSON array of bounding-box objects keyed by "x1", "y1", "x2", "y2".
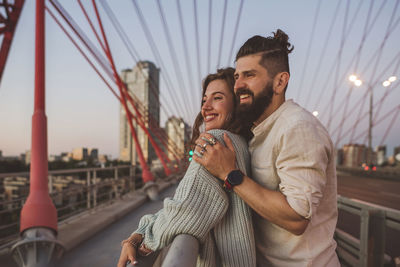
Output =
[{"x1": 273, "y1": 72, "x2": 290, "y2": 95}]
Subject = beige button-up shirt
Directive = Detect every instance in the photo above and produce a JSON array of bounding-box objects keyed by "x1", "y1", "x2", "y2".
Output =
[{"x1": 249, "y1": 100, "x2": 339, "y2": 267}]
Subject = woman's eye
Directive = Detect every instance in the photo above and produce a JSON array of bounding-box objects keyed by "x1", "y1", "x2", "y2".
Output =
[{"x1": 214, "y1": 96, "x2": 222, "y2": 100}]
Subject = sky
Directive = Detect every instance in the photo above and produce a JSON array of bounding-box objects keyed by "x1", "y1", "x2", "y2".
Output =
[{"x1": 0, "y1": 0, "x2": 399, "y2": 159}]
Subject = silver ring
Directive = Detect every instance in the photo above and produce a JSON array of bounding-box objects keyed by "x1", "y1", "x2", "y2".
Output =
[
  {"x1": 202, "y1": 143, "x2": 208, "y2": 148},
  {"x1": 196, "y1": 143, "x2": 203, "y2": 148},
  {"x1": 209, "y1": 137, "x2": 217, "y2": 145}
]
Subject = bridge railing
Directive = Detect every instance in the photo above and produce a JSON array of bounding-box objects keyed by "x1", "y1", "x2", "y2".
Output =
[
  {"x1": 154, "y1": 196, "x2": 400, "y2": 267},
  {"x1": 0, "y1": 165, "x2": 139, "y2": 248},
  {"x1": 335, "y1": 195, "x2": 400, "y2": 267}
]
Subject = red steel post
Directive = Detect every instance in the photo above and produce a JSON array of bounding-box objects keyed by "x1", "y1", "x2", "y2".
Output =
[{"x1": 20, "y1": 0, "x2": 58, "y2": 233}]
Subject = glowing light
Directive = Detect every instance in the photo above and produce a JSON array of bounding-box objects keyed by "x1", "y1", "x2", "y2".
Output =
[
  {"x1": 354, "y1": 79, "x2": 363, "y2": 87},
  {"x1": 383, "y1": 80, "x2": 391, "y2": 87},
  {"x1": 312, "y1": 111, "x2": 319, "y2": 117},
  {"x1": 388, "y1": 76, "x2": 397, "y2": 82},
  {"x1": 349, "y1": 75, "x2": 357, "y2": 82}
]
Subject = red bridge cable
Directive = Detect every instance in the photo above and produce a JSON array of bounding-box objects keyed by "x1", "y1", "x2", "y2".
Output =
[
  {"x1": 77, "y1": 0, "x2": 106, "y2": 54},
  {"x1": 99, "y1": 0, "x2": 189, "y2": 153},
  {"x1": 46, "y1": 6, "x2": 183, "y2": 164},
  {"x1": 0, "y1": 0, "x2": 25, "y2": 83},
  {"x1": 99, "y1": 1, "x2": 185, "y2": 121},
  {"x1": 92, "y1": 0, "x2": 172, "y2": 176},
  {"x1": 91, "y1": 0, "x2": 155, "y2": 182}
]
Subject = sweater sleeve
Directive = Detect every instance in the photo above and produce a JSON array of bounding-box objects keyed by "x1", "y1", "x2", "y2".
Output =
[{"x1": 133, "y1": 158, "x2": 229, "y2": 251}]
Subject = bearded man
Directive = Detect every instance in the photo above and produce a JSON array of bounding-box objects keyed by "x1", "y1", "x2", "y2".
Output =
[{"x1": 194, "y1": 29, "x2": 340, "y2": 267}]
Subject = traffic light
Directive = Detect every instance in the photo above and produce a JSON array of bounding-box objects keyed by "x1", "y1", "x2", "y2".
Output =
[{"x1": 188, "y1": 150, "x2": 194, "y2": 161}]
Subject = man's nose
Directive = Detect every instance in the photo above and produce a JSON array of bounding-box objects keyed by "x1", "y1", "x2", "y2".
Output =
[{"x1": 234, "y1": 77, "x2": 245, "y2": 91}]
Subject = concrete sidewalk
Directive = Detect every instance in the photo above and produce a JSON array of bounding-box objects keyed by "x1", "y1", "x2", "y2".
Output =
[{"x1": 0, "y1": 175, "x2": 182, "y2": 267}]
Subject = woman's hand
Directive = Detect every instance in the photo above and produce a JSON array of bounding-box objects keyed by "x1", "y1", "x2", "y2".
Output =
[{"x1": 117, "y1": 233, "x2": 143, "y2": 267}]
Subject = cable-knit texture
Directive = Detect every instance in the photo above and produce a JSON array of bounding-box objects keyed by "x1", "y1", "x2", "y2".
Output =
[{"x1": 134, "y1": 129, "x2": 256, "y2": 267}]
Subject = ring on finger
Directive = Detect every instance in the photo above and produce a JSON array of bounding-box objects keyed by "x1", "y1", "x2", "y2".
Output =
[
  {"x1": 209, "y1": 137, "x2": 217, "y2": 145},
  {"x1": 200, "y1": 148, "x2": 206, "y2": 154},
  {"x1": 202, "y1": 143, "x2": 208, "y2": 149},
  {"x1": 201, "y1": 136, "x2": 215, "y2": 146}
]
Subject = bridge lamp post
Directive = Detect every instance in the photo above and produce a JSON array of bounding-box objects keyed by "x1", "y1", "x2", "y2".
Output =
[{"x1": 348, "y1": 74, "x2": 397, "y2": 169}]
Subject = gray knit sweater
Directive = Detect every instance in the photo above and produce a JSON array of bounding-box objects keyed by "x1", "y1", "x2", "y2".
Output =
[{"x1": 134, "y1": 129, "x2": 256, "y2": 267}]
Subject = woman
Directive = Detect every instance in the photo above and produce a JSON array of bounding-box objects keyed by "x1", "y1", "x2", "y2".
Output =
[{"x1": 117, "y1": 68, "x2": 256, "y2": 267}]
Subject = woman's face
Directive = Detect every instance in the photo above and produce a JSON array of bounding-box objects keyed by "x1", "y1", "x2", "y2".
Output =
[{"x1": 201, "y1": 79, "x2": 234, "y2": 131}]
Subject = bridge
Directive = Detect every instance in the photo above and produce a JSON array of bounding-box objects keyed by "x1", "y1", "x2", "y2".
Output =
[{"x1": 0, "y1": 0, "x2": 399, "y2": 267}]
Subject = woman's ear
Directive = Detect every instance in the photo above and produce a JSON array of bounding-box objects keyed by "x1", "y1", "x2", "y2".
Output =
[{"x1": 273, "y1": 72, "x2": 290, "y2": 95}]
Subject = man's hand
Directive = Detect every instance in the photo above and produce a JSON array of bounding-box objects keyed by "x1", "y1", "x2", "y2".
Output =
[{"x1": 193, "y1": 132, "x2": 236, "y2": 180}]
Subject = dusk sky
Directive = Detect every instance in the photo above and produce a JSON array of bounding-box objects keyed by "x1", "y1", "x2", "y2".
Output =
[{"x1": 0, "y1": 0, "x2": 399, "y2": 158}]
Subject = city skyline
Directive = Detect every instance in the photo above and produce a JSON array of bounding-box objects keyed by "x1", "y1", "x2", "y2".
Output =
[{"x1": 0, "y1": 0, "x2": 399, "y2": 158}]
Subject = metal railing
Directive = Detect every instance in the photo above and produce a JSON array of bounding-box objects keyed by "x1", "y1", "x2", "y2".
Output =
[
  {"x1": 0, "y1": 165, "x2": 139, "y2": 248},
  {"x1": 156, "y1": 196, "x2": 400, "y2": 267},
  {"x1": 335, "y1": 195, "x2": 400, "y2": 267}
]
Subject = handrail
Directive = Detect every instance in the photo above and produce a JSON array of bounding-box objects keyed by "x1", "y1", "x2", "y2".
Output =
[
  {"x1": 161, "y1": 234, "x2": 199, "y2": 267},
  {"x1": 335, "y1": 195, "x2": 400, "y2": 267}
]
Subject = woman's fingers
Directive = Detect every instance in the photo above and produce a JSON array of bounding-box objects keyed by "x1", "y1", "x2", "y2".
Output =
[{"x1": 117, "y1": 244, "x2": 137, "y2": 267}]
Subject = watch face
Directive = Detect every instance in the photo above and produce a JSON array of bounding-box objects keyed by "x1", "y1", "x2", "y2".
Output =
[{"x1": 228, "y1": 170, "x2": 244, "y2": 186}]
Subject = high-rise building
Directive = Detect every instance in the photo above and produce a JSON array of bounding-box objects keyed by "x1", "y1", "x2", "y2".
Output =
[
  {"x1": 394, "y1": 146, "x2": 400, "y2": 163},
  {"x1": 119, "y1": 61, "x2": 160, "y2": 165},
  {"x1": 165, "y1": 116, "x2": 191, "y2": 160}
]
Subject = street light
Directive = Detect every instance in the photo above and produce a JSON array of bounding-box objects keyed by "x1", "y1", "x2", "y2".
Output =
[{"x1": 348, "y1": 74, "x2": 397, "y2": 168}]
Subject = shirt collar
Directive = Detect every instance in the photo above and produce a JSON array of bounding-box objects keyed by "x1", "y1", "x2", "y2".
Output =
[{"x1": 249, "y1": 99, "x2": 294, "y2": 146}]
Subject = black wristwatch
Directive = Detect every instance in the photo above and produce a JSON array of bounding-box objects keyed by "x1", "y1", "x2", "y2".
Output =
[{"x1": 223, "y1": 170, "x2": 244, "y2": 192}]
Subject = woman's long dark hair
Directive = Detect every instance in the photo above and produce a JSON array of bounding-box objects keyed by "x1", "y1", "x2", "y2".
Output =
[{"x1": 189, "y1": 68, "x2": 253, "y2": 148}]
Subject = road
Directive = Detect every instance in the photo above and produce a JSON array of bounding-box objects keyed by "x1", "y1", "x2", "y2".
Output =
[{"x1": 337, "y1": 171, "x2": 400, "y2": 210}]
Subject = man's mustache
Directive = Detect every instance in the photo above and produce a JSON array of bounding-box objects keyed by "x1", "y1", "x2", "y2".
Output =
[{"x1": 235, "y1": 88, "x2": 254, "y2": 98}]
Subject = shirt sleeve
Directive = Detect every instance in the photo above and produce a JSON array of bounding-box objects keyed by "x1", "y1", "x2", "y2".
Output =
[
  {"x1": 133, "y1": 160, "x2": 229, "y2": 251},
  {"x1": 276, "y1": 122, "x2": 332, "y2": 219}
]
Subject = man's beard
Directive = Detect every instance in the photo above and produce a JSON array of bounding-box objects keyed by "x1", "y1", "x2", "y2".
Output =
[{"x1": 235, "y1": 81, "x2": 274, "y2": 125}]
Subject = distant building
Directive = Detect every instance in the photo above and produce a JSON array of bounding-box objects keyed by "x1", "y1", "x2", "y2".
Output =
[
  {"x1": 88, "y1": 148, "x2": 98, "y2": 160},
  {"x1": 0, "y1": 150, "x2": 2, "y2": 159},
  {"x1": 342, "y1": 144, "x2": 376, "y2": 167},
  {"x1": 72, "y1": 147, "x2": 88, "y2": 161},
  {"x1": 342, "y1": 144, "x2": 366, "y2": 167},
  {"x1": 119, "y1": 61, "x2": 160, "y2": 165},
  {"x1": 165, "y1": 116, "x2": 191, "y2": 160},
  {"x1": 375, "y1": 145, "x2": 386, "y2": 166}
]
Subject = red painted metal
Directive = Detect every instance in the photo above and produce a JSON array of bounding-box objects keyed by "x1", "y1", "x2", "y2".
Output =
[
  {"x1": 90, "y1": 0, "x2": 154, "y2": 182},
  {"x1": 20, "y1": 0, "x2": 58, "y2": 233},
  {"x1": 0, "y1": 0, "x2": 25, "y2": 82},
  {"x1": 47, "y1": 7, "x2": 181, "y2": 171}
]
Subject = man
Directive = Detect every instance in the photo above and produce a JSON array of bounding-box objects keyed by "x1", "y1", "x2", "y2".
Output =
[{"x1": 193, "y1": 29, "x2": 340, "y2": 266}]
